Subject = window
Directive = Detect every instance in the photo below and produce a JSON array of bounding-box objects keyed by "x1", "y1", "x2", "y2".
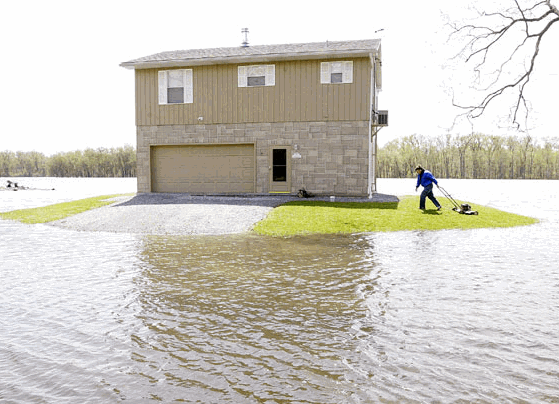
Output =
[
  {"x1": 238, "y1": 65, "x2": 275, "y2": 87},
  {"x1": 158, "y1": 69, "x2": 193, "y2": 104},
  {"x1": 320, "y1": 61, "x2": 353, "y2": 84},
  {"x1": 331, "y1": 72, "x2": 343, "y2": 83},
  {"x1": 247, "y1": 76, "x2": 266, "y2": 87}
]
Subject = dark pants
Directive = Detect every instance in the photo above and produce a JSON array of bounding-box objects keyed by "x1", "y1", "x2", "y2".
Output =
[{"x1": 420, "y1": 184, "x2": 440, "y2": 209}]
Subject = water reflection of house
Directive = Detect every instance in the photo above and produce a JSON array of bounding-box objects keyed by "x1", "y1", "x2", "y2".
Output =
[{"x1": 120, "y1": 38, "x2": 387, "y2": 197}]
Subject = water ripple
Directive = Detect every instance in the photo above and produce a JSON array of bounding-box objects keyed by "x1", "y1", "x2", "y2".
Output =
[{"x1": 2, "y1": 178, "x2": 559, "y2": 403}]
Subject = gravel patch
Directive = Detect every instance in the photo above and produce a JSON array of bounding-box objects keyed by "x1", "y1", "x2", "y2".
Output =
[{"x1": 49, "y1": 193, "x2": 399, "y2": 235}]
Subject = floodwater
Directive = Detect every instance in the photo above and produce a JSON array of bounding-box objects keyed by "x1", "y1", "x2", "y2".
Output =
[{"x1": 1, "y1": 178, "x2": 558, "y2": 403}]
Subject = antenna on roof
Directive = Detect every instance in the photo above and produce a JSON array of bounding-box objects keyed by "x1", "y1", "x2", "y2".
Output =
[{"x1": 241, "y1": 28, "x2": 249, "y2": 47}]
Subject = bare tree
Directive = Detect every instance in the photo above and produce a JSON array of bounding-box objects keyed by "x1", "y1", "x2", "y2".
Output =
[{"x1": 449, "y1": 0, "x2": 559, "y2": 129}]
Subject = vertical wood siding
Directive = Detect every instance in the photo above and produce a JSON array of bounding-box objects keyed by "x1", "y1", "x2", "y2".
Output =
[{"x1": 135, "y1": 58, "x2": 371, "y2": 126}]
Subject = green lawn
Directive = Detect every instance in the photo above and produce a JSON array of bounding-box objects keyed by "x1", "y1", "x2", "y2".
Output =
[
  {"x1": 0, "y1": 194, "x2": 134, "y2": 224},
  {"x1": 1, "y1": 193, "x2": 538, "y2": 236},
  {"x1": 252, "y1": 196, "x2": 538, "y2": 236}
]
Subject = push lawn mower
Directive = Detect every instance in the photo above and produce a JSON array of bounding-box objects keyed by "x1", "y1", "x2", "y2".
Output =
[{"x1": 436, "y1": 184, "x2": 478, "y2": 215}]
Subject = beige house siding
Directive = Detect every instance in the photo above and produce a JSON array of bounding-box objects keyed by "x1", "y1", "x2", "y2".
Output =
[
  {"x1": 135, "y1": 58, "x2": 371, "y2": 126},
  {"x1": 136, "y1": 121, "x2": 370, "y2": 195}
]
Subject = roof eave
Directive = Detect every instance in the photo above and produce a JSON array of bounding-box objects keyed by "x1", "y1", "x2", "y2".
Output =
[{"x1": 120, "y1": 48, "x2": 381, "y2": 70}]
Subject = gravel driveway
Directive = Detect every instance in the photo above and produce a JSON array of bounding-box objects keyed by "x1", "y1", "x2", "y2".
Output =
[{"x1": 49, "y1": 193, "x2": 399, "y2": 235}]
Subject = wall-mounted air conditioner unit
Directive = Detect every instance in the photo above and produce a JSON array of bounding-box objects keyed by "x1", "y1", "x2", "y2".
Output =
[{"x1": 377, "y1": 110, "x2": 388, "y2": 126}]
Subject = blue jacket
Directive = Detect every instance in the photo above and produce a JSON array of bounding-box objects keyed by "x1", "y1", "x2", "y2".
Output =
[{"x1": 416, "y1": 170, "x2": 438, "y2": 188}]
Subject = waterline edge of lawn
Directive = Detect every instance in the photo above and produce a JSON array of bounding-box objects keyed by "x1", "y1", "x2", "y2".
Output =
[
  {"x1": 0, "y1": 194, "x2": 135, "y2": 224},
  {"x1": 1, "y1": 194, "x2": 538, "y2": 235},
  {"x1": 252, "y1": 196, "x2": 539, "y2": 236}
]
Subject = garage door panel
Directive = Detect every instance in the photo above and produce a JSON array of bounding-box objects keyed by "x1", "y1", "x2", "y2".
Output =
[
  {"x1": 238, "y1": 182, "x2": 255, "y2": 192},
  {"x1": 240, "y1": 157, "x2": 253, "y2": 166},
  {"x1": 196, "y1": 182, "x2": 218, "y2": 193},
  {"x1": 151, "y1": 144, "x2": 255, "y2": 193},
  {"x1": 229, "y1": 168, "x2": 253, "y2": 180}
]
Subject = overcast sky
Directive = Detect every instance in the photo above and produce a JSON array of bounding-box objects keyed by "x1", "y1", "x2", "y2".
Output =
[{"x1": 1, "y1": 0, "x2": 557, "y2": 155}]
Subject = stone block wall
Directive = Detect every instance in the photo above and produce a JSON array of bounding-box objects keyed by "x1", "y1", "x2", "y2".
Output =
[{"x1": 136, "y1": 120, "x2": 370, "y2": 195}]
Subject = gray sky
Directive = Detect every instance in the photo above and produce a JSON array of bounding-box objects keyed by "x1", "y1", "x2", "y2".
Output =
[{"x1": 1, "y1": 0, "x2": 557, "y2": 155}]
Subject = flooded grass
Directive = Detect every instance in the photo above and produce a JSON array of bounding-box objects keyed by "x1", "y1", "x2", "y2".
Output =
[
  {"x1": 0, "y1": 194, "x2": 133, "y2": 224},
  {"x1": 252, "y1": 196, "x2": 539, "y2": 236}
]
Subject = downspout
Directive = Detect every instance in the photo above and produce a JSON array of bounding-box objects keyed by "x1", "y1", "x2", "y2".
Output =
[{"x1": 368, "y1": 53, "x2": 376, "y2": 198}]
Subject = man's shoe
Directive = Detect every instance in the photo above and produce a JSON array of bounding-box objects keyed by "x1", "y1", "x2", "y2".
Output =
[{"x1": 437, "y1": 206, "x2": 442, "y2": 211}]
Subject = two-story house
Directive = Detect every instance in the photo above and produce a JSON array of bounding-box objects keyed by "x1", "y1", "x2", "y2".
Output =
[{"x1": 120, "y1": 39, "x2": 386, "y2": 196}]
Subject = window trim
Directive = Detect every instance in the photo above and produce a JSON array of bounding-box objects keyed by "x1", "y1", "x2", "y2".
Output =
[
  {"x1": 238, "y1": 65, "x2": 275, "y2": 87},
  {"x1": 320, "y1": 61, "x2": 353, "y2": 84},
  {"x1": 158, "y1": 69, "x2": 193, "y2": 104}
]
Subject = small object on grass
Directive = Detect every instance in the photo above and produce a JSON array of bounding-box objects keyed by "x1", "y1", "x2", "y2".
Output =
[
  {"x1": 454, "y1": 203, "x2": 478, "y2": 215},
  {"x1": 297, "y1": 188, "x2": 314, "y2": 198},
  {"x1": 437, "y1": 185, "x2": 478, "y2": 215}
]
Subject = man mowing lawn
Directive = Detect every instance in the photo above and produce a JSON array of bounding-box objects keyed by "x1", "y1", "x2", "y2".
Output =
[{"x1": 415, "y1": 165, "x2": 442, "y2": 211}]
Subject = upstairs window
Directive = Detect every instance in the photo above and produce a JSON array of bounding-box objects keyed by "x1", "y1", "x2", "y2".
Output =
[
  {"x1": 158, "y1": 69, "x2": 193, "y2": 104},
  {"x1": 320, "y1": 61, "x2": 353, "y2": 84},
  {"x1": 238, "y1": 65, "x2": 275, "y2": 87}
]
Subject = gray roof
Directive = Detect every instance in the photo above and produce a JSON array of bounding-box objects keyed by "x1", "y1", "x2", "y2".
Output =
[{"x1": 120, "y1": 39, "x2": 381, "y2": 69}]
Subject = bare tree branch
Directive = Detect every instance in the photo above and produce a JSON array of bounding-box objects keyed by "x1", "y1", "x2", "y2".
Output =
[{"x1": 449, "y1": 0, "x2": 559, "y2": 129}]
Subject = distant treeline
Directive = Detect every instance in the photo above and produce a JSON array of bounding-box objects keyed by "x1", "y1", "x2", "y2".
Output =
[
  {"x1": 0, "y1": 145, "x2": 136, "y2": 177},
  {"x1": 379, "y1": 133, "x2": 559, "y2": 179},
  {"x1": 3, "y1": 134, "x2": 559, "y2": 179}
]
